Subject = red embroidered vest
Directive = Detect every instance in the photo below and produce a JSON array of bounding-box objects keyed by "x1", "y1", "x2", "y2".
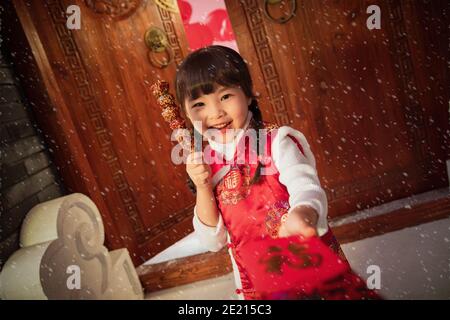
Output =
[{"x1": 205, "y1": 123, "x2": 345, "y2": 299}]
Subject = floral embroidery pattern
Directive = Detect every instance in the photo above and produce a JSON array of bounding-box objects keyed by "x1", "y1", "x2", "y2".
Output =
[
  {"x1": 216, "y1": 164, "x2": 251, "y2": 205},
  {"x1": 265, "y1": 200, "x2": 289, "y2": 238}
]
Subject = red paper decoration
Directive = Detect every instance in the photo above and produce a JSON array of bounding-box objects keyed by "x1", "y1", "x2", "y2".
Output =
[{"x1": 238, "y1": 236, "x2": 381, "y2": 300}]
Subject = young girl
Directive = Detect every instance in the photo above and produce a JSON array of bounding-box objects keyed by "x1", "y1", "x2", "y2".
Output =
[{"x1": 175, "y1": 45, "x2": 346, "y2": 300}]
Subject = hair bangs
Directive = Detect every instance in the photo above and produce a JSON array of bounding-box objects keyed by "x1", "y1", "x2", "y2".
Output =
[{"x1": 175, "y1": 46, "x2": 253, "y2": 107}]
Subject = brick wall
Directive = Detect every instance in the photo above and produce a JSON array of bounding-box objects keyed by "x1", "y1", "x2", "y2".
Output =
[{"x1": 0, "y1": 47, "x2": 67, "y2": 270}]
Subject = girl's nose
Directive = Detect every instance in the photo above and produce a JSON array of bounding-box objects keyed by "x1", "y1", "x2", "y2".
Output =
[{"x1": 209, "y1": 101, "x2": 225, "y2": 119}]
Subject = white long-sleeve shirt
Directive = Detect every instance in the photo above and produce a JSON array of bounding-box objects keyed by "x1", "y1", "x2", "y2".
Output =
[{"x1": 192, "y1": 119, "x2": 329, "y2": 298}]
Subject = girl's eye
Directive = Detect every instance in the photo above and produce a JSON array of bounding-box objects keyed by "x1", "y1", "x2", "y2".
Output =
[
  {"x1": 221, "y1": 94, "x2": 232, "y2": 101},
  {"x1": 192, "y1": 102, "x2": 204, "y2": 108}
]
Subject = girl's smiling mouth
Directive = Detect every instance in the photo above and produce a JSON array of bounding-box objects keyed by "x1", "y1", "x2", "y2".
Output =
[{"x1": 208, "y1": 121, "x2": 233, "y2": 130}]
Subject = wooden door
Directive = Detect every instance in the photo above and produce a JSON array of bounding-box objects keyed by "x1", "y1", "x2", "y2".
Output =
[
  {"x1": 226, "y1": 0, "x2": 450, "y2": 219},
  {"x1": 10, "y1": 0, "x2": 194, "y2": 265}
]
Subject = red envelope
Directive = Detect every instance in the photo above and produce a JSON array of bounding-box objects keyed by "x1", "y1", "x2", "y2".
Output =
[{"x1": 238, "y1": 236, "x2": 380, "y2": 300}]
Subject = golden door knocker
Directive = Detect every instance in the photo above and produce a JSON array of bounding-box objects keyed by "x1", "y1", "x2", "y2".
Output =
[
  {"x1": 264, "y1": 0, "x2": 297, "y2": 24},
  {"x1": 144, "y1": 26, "x2": 174, "y2": 68}
]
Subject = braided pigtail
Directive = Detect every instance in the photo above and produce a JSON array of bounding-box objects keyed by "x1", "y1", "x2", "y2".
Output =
[{"x1": 249, "y1": 99, "x2": 265, "y2": 185}]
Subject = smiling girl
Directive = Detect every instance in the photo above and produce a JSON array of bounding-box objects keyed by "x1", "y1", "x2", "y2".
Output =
[{"x1": 175, "y1": 45, "x2": 346, "y2": 300}]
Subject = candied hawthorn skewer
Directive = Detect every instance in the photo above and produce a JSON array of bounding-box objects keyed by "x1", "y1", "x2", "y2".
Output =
[{"x1": 150, "y1": 80, "x2": 193, "y2": 151}]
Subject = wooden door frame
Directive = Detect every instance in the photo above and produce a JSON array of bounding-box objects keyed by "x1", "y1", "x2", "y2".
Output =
[
  {"x1": 9, "y1": 0, "x2": 195, "y2": 266},
  {"x1": 9, "y1": 0, "x2": 126, "y2": 253},
  {"x1": 224, "y1": 0, "x2": 450, "y2": 219}
]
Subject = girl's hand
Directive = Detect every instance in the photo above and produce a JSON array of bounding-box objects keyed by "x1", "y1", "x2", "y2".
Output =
[
  {"x1": 186, "y1": 152, "x2": 212, "y2": 190},
  {"x1": 278, "y1": 206, "x2": 319, "y2": 239}
]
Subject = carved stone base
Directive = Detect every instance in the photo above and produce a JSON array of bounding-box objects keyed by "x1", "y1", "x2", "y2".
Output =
[{"x1": 0, "y1": 193, "x2": 144, "y2": 300}]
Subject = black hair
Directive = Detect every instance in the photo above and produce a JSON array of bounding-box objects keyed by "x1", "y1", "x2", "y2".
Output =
[{"x1": 174, "y1": 45, "x2": 264, "y2": 194}]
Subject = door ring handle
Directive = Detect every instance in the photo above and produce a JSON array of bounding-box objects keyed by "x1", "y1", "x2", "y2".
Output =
[
  {"x1": 264, "y1": 0, "x2": 297, "y2": 24},
  {"x1": 144, "y1": 26, "x2": 174, "y2": 68}
]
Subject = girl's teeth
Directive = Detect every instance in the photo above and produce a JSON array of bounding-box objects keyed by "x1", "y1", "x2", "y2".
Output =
[{"x1": 213, "y1": 122, "x2": 229, "y2": 129}]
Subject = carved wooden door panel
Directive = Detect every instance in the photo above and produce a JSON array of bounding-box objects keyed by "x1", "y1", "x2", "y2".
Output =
[
  {"x1": 12, "y1": 0, "x2": 194, "y2": 265},
  {"x1": 225, "y1": 0, "x2": 450, "y2": 218}
]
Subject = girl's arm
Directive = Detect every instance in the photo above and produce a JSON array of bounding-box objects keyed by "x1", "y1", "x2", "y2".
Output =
[
  {"x1": 187, "y1": 152, "x2": 228, "y2": 252},
  {"x1": 271, "y1": 126, "x2": 329, "y2": 237},
  {"x1": 192, "y1": 187, "x2": 227, "y2": 252},
  {"x1": 195, "y1": 186, "x2": 220, "y2": 226}
]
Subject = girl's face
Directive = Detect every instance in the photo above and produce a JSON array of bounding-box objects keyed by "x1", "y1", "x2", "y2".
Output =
[{"x1": 184, "y1": 84, "x2": 252, "y2": 143}]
